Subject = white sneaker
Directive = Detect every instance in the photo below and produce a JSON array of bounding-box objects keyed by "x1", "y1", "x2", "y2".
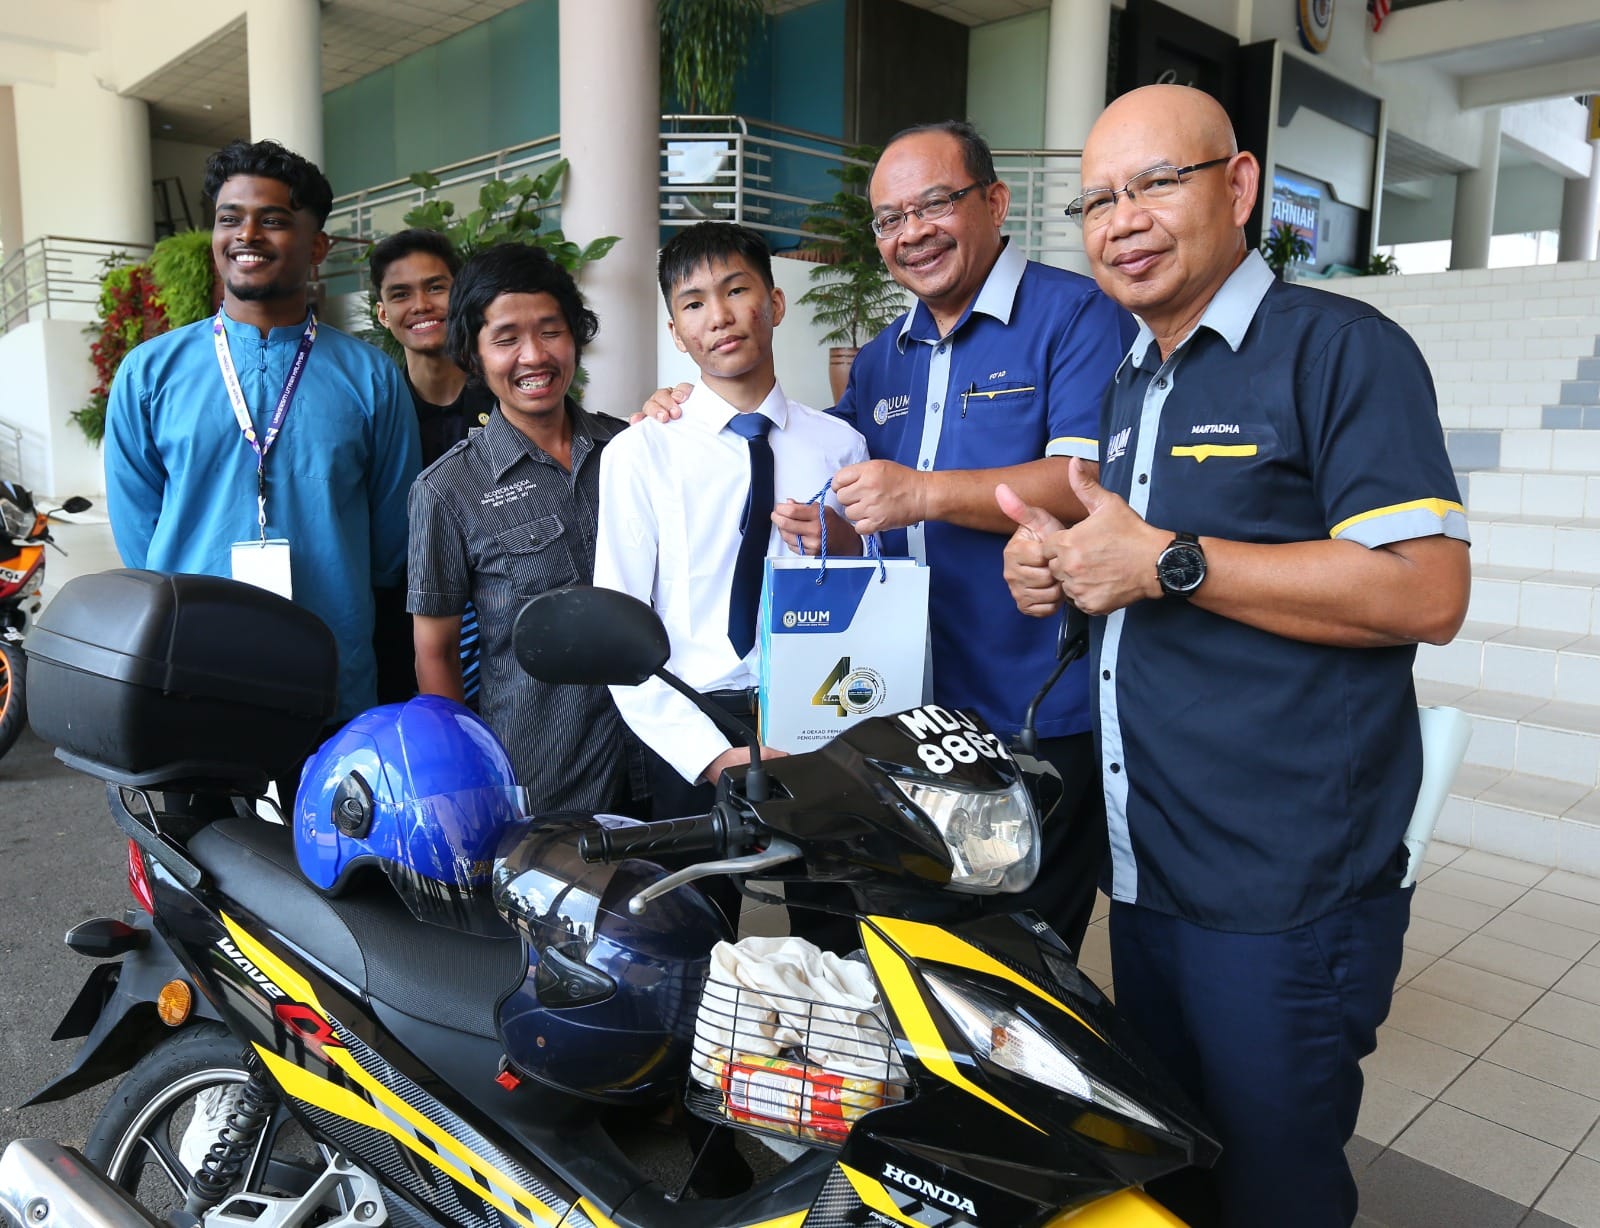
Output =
[{"x1": 178, "y1": 1083, "x2": 248, "y2": 1176}]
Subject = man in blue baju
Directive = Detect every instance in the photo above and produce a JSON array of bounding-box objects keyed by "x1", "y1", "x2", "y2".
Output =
[{"x1": 106, "y1": 140, "x2": 420, "y2": 740}]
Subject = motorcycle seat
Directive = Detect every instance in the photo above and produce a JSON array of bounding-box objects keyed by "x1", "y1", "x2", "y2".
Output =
[{"x1": 187, "y1": 817, "x2": 525, "y2": 1041}]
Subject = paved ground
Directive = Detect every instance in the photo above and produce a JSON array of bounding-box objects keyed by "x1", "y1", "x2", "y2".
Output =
[{"x1": 0, "y1": 727, "x2": 134, "y2": 1151}]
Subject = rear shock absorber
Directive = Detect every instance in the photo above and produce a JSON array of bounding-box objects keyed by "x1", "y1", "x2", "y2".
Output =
[{"x1": 183, "y1": 1062, "x2": 281, "y2": 1216}]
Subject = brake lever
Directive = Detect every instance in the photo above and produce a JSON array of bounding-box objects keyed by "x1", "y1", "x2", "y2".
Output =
[{"x1": 627, "y1": 837, "x2": 804, "y2": 916}]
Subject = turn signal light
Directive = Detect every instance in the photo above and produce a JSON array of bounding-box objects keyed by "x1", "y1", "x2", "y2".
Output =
[{"x1": 157, "y1": 980, "x2": 193, "y2": 1027}]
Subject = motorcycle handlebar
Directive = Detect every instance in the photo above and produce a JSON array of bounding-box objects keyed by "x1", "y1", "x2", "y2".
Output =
[{"x1": 578, "y1": 813, "x2": 727, "y2": 864}]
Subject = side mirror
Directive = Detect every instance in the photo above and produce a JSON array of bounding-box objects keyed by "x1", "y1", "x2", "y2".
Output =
[
  {"x1": 60, "y1": 497, "x2": 93, "y2": 515},
  {"x1": 512, "y1": 586, "x2": 670, "y2": 687}
]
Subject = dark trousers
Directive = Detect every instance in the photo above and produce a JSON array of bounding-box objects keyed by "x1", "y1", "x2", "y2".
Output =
[
  {"x1": 1109, "y1": 887, "x2": 1411, "y2": 1228},
  {"x1": 984, "y1": 732, "x2": 1105, "y2": 955}
]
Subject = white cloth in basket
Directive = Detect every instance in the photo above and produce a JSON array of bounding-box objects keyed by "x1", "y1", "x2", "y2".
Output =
[{"x1": 691, "y1": 935, "x2": 902, "y2": 1083}]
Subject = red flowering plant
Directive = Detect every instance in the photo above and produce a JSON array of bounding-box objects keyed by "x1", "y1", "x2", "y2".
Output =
[
  {"x1": 74, "y1": 230, "x2": 216, "y2": 443},
  {"x1": 74, "y1": 261, "x2": 168, "y2": 443}
]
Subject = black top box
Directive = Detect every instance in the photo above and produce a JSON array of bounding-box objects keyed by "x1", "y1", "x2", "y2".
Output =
[{"x1": 26, "y1": 570, "x2": 338, "y2": 793}]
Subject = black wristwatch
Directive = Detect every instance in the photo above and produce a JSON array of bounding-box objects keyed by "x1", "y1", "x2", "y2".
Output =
[{"x1": 1156, "y1": 532, "x2": 1206, "y2": 599}]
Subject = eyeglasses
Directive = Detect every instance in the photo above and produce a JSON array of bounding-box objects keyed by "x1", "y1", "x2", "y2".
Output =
[
  {"x1": 870, "y1": 181, "x2": 992, "y2": 239},
  {"x1": 1064, "y1": 157, "x2": 1233, "y2": 228}
]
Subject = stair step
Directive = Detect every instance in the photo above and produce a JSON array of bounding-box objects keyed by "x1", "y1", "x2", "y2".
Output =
[
  {"x1": 1466, "y1": 513, "x2": 1600, "y2": 572},
  {"x1": 1468, "y1": 565, "x2": 1600, "y2": 634},
  {"x1": 1464, "y1": 468, "x2": 1600, "y2": 519},
  {"x1": 1432, "y1": 764, "x2": 1600, "y2": 876},
  {"x1": 1415, "y1": 622, "x2": 1600, "y2": 701},
  {"x1": 1416, "y1": 682, "x2": 1600, "y2": 787}
]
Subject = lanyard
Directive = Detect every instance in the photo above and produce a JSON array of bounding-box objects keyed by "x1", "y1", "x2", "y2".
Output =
[{"x1": 213, "y1": 311, "x2": 317, "y2": 541}]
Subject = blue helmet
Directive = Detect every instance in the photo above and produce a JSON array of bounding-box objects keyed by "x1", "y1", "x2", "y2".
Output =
[{"x1": 294, "y1": 696, "x2": 528, "y2": 935}]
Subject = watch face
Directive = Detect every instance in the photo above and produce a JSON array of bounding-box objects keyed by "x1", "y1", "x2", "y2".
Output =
[{"x1": 1159, "y1": 544, "x2": 1206, "y2": 595}]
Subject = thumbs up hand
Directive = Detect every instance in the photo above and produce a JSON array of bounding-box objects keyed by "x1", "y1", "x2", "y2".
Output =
[
  {"x1": 997, "y1": 483, "x2": 1069, "y2": 619},
  {"x1": 1047, "y1": 459, "x2": 1169, "y2": 616}
]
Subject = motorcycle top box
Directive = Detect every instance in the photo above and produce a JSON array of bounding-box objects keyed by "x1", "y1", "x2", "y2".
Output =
[{"x1": 25, "y1": 569, "x2": 337, "y2": 792}]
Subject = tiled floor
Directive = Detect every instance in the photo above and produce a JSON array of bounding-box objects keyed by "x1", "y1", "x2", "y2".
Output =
[{"x1": 1069, "y1": 843, "x2": 1600, "y2": 1227}]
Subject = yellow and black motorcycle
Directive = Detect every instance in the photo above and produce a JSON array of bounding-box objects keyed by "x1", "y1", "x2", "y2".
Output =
[{"x1": 0, "y1": 573, "x2": 1217, "y2": 1228}]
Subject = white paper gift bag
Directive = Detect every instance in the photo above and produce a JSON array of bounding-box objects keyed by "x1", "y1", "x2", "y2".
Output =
[{"x1": 758, "y1": 549, "x2": 929, "y2": 753}]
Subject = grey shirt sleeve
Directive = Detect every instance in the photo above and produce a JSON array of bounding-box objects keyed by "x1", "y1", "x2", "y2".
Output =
[{"x1": 406, "y1": 477, "x2": 470, "y2": 617}]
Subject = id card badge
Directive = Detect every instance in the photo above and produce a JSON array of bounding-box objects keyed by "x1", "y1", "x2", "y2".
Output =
[{"x1": 231, "y1": 538, "x2": 293, "y2": 599}]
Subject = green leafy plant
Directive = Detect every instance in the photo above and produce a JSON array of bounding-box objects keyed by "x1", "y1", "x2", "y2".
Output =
[
  {"x1": 797, "y1": 148, "x2": 903, "y2": 348},
  {"x1": 75, "y1": 231, "x2": 216, "y2": 443},
  {"x1": 149, "y1": 228, "x2": 217, "y2": 325},
  {"x1": 1260, "y1": 220, "x2": 1312, "y2": 277},
  {"x1": 659, "y1": 0, "x2": 765, "y2": 113},
  {"x1": 1366, "y1": 250, "x2": 1400, "y2": 276}
]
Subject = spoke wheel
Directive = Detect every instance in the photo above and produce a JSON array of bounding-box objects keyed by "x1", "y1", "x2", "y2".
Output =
[
  {"x1": 84, "y1": 1024, "x2": 324, "y2": 1218},
  {"x1": 0, "y1": 638, "x2": 24, "y2": 760}
]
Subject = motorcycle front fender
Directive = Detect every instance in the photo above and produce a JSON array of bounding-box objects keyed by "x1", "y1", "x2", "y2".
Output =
[{"x1": 21, "y1": 919, "x2": 224, "y2": 1108}]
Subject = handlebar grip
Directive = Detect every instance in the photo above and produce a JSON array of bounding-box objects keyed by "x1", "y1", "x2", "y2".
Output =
[{"x1": 578, "y1": 813, "x2": 725, "y2": 863}]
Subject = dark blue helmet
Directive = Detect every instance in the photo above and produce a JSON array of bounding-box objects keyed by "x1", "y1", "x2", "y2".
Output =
[
  {"x1": 492, "y1": 816, "x2": 732, "y2": 1105},
  {"x1": 294, "y1": 696, "x2": 527, "y2": 934}
]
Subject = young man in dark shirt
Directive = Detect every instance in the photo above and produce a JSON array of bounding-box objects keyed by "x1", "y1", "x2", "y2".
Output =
[
  {"x1": 371, "y1": 229, "x2": 497, "y2": 464},
  {"x1": 369, "y1": 229, "x2": 496, "y2": 702}
]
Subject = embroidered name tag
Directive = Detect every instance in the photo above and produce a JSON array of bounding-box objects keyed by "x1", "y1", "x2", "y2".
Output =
[{"x1": 1171, "y1": 444, "x2": 1259, "y2": 463}]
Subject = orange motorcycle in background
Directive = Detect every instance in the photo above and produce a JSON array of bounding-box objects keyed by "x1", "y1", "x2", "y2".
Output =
[{"x1": 0, "y1": 481, "x2": 91, "y2": 758}]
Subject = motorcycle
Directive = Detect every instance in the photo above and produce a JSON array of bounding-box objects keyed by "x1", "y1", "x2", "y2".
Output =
[
  {"x1": 0, "y1": 572, "x2": 1219, "y2": 1228},
  {"x1": 0, "y1": 481, "x2": 91, "y2": 760}
]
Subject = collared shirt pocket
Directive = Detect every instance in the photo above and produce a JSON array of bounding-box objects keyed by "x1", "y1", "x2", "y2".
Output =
[
  {"x1": 958, "y1": 378, "x2": 1037, "y2": 420},
  {"x1": 497, "y1": 514, "x2": 579, "y2": 597}
]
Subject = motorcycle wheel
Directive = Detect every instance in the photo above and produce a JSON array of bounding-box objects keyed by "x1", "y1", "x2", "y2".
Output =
[
  {"x1": 84, "y1": 1023, "x2": 326, "y2": 1216},
  {"x1": 0, "y1": 638, "x2": 23, "y2": 760}
]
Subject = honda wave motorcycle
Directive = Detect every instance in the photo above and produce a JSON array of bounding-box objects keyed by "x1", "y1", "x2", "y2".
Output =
[
  {"x1": 0, "y1": 482, "x2": 90, "y2": 760},
  {"x1": 1, "y1": 572, "x2": 1218, "y2": 1228}
]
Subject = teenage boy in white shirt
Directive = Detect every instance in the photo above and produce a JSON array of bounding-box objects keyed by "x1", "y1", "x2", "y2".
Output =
[{"x1": 594, "y1": 222, "x2": 869, "y2": 820}]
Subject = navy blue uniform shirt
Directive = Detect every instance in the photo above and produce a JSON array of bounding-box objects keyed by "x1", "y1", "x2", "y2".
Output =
[
  {"x1": 1056, "y1": 252, "x2": 1469, "y2": 932},
  {"x1": 836, "y1": 239, "x2": 1135, "y2": 739}
]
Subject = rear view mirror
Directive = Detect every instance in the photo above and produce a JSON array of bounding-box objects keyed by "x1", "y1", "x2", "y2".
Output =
[
  {"x1": 61, "y1": 497, "x2": 93, "y2": 515},
  {"x1": 512, "y1": 586, "x2": 671, "y2": 687}
]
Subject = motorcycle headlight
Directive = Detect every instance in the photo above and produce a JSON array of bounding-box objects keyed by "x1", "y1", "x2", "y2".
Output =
[
  {"x1": 924, "y1": 972, "x2": 1167, "y2": 1134},
  {"x1": 891, "y1": 776, "x2": 1039, "y2": 893},
  {"x1": 0, "y1": 498, "x2": 29, "y2": 540}
]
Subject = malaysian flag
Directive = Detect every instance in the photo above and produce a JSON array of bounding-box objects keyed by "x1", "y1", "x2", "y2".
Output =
[{"x1": 1368, "y1": 0, "x2": 1392, "y2": 31}]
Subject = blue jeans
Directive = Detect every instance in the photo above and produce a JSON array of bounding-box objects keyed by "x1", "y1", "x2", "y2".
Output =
[{"x1": 1109, "y1": 887, "x2": 1411, "y2": 1228}]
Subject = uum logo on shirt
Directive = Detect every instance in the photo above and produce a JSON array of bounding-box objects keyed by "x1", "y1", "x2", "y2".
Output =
[
  {"x1": 1105, "y1": 426, "x2": 1132, "y2": 464},
  {"x1": 872, "y1": 395, "x2": 910, "y2": 425}
]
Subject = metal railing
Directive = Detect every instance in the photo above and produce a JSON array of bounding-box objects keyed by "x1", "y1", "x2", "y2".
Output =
[
  {"x1": 321, "y1": 118, "x2": 1090, "y2": 289},
  {"x1": 0, "y1": 236, "x2": 153, "y2": 335},
  {"x1": 0, "y1": 418, "x2": 23, "y2": 486}
]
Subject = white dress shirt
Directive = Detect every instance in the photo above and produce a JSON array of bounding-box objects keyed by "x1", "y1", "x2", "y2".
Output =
[{"x1": 594, "y1": 380, "x2": 870, "y2": 783}]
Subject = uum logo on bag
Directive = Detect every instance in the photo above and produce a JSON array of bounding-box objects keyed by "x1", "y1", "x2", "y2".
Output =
[{"x1": 781, "y1": 609, "x2": 830, "y2": 629}]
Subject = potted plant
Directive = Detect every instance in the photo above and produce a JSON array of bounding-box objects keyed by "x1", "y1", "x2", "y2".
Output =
[
  {"x1": 1261, "y1": 220, "x2": 1312, "y2": 280},
  {"x1": 659, "y1": 0, "x2": 765, "y2": 113},
  {"x1": 798, "y1": 147, "x2": 904, "y2": 401}
]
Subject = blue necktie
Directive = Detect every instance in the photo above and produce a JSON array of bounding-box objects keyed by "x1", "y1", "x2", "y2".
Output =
[{"x1": 726, "y1": 413, "x2": 774, "y2": 658}]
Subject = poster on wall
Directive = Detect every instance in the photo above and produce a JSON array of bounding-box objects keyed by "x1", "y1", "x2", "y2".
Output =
[{"x1": 1270, "y1": 172, "x2": 1322, "y2": 263}]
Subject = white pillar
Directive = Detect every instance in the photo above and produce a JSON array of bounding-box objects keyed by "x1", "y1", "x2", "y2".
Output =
[
  {"x1": 1450, "y1": 109, "x2": 1500, "y2": 271},
  {"x1": 1557, "y1": 140, "x2": 1600, "y2": 265},
  {"x1": 559, "y1": 0, "x2": 658, "y2": 415},
  {"x1": 1044, "y1": 0, "x2": 1110, "y2": 152},
  {"x1": 0, "y1": 87, "x2": 22, "y2": 259},
  {"x1": 12, "y1": 56, "x2": 152, "y2": 248},
  {"x1": 247, "y1": 0, "x2": 323, "y2": 167}
]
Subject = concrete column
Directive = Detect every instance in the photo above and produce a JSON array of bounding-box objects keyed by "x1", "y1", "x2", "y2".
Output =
[
  {"x1": 1557, "y1": 140, "x2": 1600, "y2": 264},
  {"x1": 0, "y1": 87, "x2": 22, "y2": 259},
  {"x1": 1044, "y1": 0, "x2": 1111, "y2": 152},
  {"x1": 1450, "y1": 109, "x2": 1500, "y2": 271},
  {"x1": 12, "y1": 56, "x2": 152, "y2": 247},
  {"x1": 559, "y1": 0, "x2": 658, "y2": 414},
  {"x1": 247, "y1": 0, "x2": 323, "y2": 166}
]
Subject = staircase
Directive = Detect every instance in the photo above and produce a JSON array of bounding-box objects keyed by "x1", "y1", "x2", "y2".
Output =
[{"x1": 1327, "y1": 262, "x2": 1600, "y2": 878}]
